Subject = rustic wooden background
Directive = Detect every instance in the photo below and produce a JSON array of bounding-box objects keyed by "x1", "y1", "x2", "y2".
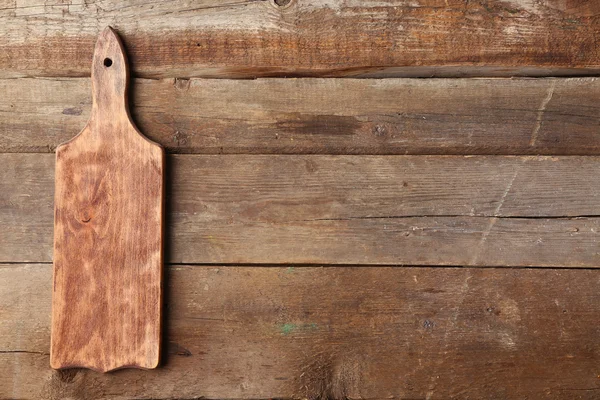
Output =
[{"x1": 2, "y1": 0, "x2": 600, "y2": 399}]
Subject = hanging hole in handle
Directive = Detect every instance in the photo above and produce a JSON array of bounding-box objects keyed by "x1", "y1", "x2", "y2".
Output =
[{"x1": 103, "y1": 58, "x2": 113, "y2": 67}]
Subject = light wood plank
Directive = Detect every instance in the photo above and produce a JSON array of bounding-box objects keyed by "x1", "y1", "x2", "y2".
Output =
[
  {"x1": 3, "y1": 77, "x2": 600, "y2": 155},
  {"x1": 2, "y1": 154, "x2": 600, "y2": 266},
  {"x1": 2, "y1": 1, "x2": 600, "y2": 79},
  {"x1": 2, "y1": 264, "x2": 600, "y2": 399}
]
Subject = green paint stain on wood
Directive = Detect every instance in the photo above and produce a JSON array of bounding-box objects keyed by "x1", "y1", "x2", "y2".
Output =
[
  {"x1": 280, "y1": 323, "x2": 296, "y2": 335},
  {"x1": 279, "y1": 322, "x2": 318, "y2": 335}
]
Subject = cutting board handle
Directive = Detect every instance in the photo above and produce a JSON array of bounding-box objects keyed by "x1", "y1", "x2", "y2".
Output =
[{"x1": 90, "y1": 27, "x2": 130, "y2": 125}]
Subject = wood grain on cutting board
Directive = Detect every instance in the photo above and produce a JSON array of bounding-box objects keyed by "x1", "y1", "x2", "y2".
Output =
[{"x1": 51, "y1": 27, "x2": 164, "y2": 372}]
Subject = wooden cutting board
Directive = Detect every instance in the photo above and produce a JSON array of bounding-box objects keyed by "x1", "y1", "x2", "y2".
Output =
[{"x1": 50, "y1": 27, "x2": 164, "y2": 372}]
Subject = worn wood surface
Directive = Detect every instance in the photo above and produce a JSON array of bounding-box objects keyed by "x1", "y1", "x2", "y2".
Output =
[
  {"x1": 2, "y1": 0, "x2": 600, "y2": 79},
  {"x1": 3, "y1": 77, "x2": 600, "y2": 155},
  {"x1": 3, "y1": 153, "x2": 600, "y2": 267},
  {"x1": 3, "y1": 1, "x2": 600, "y2": 396},
  {"x1": 51, "y1": 28, "x2": 164, "y2": 372},
  {"x1": 2, "y1": 264, "x2": 600, "y2": 399}
]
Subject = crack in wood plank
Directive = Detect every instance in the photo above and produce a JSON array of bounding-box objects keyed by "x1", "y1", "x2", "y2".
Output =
[
  {"x1": 469, "y1": 166, "x2": 522, "y2": 265},
  {"x1": 529, "y1": 80, "x2": 557, "y2": 146}
]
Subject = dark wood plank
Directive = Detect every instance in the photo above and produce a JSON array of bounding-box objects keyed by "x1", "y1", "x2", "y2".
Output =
[
  {"x1": 2, "y1": 77, "x2": 600, "y2": 155},
  {"x1": 2, "y1": 1, "x2": 600, "y2": 79},
  {"x1": 2, "y1": 264, "x2": 600, "y2": 399},
  {"x1": 51, "y1": 27, "x2": 164, "y2": 373},
  {"x1": 2, "y1": 154, "x2": 600, "y2": 267}
]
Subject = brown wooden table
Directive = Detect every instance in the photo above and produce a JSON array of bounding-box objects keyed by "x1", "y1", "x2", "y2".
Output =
[{"x1": 2, "y1": 1, "x2": 600, "y2": 399}]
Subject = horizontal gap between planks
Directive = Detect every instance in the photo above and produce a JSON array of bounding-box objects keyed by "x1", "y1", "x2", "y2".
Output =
[
  {"x1": 9, "y1": 72, "x2": 600, "y2": 80},
  {"x1": 10, "y1": 153, "x2": 600, "y2": 158},
  {"x1": 3, "y1": 262, "x2": 600, "y2": 270}
]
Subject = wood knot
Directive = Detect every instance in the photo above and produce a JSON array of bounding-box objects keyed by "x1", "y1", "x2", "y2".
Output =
[
  {"x1": 423, "y1": 319, "x2": 435, "y2": 330},
  {"x1": 79, "y1": 210, "x2": 93, "y2": 223},
  {"x1": 62, "y1": 107, "x2": 83, "y2": 116},
  {"x1": 174, "y1": 78, "x2": 191, "y2": 91},
  {"x1": 373, "y1": 125, "x2": 387, "y2": 136}
]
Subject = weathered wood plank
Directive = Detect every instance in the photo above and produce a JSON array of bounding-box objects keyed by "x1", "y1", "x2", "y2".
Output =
[
  {"x1": 2, "y1": 0, "x2": 600, "y2": 79},
  {"x1": 2, "y1": 154, "x2": 600, "y2": 266},
  {"x1": 2, "y1": 77, "x2": 600, "y2": 155},
  {"x1": 2, "y1": 264, "x2": 600, "y2": 399}
]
